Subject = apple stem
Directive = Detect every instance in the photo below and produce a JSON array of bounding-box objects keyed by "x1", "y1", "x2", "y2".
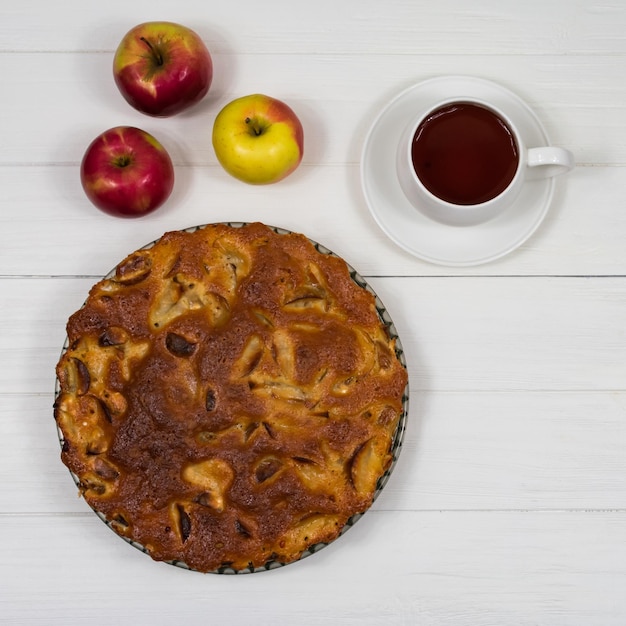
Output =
[
  {"x1": 245, "y1": 117, "x2": 263, "y2": 136},
  {"x1": 114, "y1": 155, "x2": 132, "y2": 168},
  {"x1": 140, "y1": 37, "x2": 164, "y2": 66}
]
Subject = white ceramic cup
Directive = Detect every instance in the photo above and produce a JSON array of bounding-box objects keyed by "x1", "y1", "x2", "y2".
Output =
[{"x1": 396, "y1": 97, "x2": 575, "y2": 226}]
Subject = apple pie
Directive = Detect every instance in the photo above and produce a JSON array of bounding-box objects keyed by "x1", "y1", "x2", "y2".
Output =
[{"x1": 54, "y1": 222, "x2": 408, "y2": 572}]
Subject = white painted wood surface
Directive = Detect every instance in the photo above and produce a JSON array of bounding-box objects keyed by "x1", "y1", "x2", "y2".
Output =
[{"x1": 1, "y1": 1, "x2": 625, "y2": 624}]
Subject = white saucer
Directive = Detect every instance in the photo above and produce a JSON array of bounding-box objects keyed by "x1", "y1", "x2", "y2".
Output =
[{"x1": 360, "y1": 75, "x2": 556, "y2": 266}]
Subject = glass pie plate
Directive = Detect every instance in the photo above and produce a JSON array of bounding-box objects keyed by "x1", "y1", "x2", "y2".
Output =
[{"x1": 54, "y1": 222, "x2": 410, "y2": 574}]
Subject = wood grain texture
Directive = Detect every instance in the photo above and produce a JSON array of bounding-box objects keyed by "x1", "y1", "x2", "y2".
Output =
[
  {"x1": 4, "y1": 390, "x2": 626, "y2": 514},
  {"x1": 1, "y1": 0, "x2": 624, "y2": 55},
  {"x1": 2, "y1": 0, "x2": 626, "y2": 623},
  {"x1": 1, "y1": 512, "x2": 625, "y2": 625},
  {"x1": 0, "y1": 52, "x2": 622, "y2": 166},
  {"x1": 2, "y1": 276, "x2": 623, "y2": 393},
  {"x1": 0, "y1": 164, "x2": 624, "y2": 277}
]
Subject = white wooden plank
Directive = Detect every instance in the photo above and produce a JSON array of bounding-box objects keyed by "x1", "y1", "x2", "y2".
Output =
[
  {"x1": 0, "y1": 164, "x2": 624, "y2": 278},
  {"x1": 2, "y1": 276, "x2": 624, "y2": 394},
  {"x1": 1, "y1": 0, "x2": 624, "y2": 56},
  {"x1": 1, "y1": 511, "x2": 624, "y2": 625},
  {"x1": 1, "y1": 0, "x2": 625, "y2": 624},
  {"x1": 3, "y1": 391, "x2": 625, "y2": 514},
  {"x1": 389, "y1": 390, "x2": 626, "y2": 511},
  {"x1": 0, "y1": 52, "x2": 621, "y2": 166},
  {"x1": 379, "y1": 275, "x2": 626, "y2": 391}
]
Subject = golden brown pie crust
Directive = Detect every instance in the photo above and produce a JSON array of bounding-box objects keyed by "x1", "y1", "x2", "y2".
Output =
[{"x1": 54, "y1": 222, "x2": 408, "y2": 572}]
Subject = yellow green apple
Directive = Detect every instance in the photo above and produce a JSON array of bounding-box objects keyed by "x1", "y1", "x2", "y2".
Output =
[{"x1": 212, "y1": 94, "x2": 304, "y2": 184}]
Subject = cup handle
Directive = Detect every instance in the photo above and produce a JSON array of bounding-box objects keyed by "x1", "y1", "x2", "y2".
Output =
[{"x1": 527, "y1": 146, "x2": 575, "y2": 179}]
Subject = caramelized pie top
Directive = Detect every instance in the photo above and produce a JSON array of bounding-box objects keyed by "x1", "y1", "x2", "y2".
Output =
[{"x1": 55, "y1": 222, "x2": 408, "y2": 572}]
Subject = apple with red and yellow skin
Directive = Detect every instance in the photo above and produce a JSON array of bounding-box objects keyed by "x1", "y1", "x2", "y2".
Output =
[
  {"x1": 113, "y1": 21, "x2": 212, "y2": 117},
  {"x1": 212, "y1": 94, "x2": 304, "y2": 184},
  {"x1": 80, "y1": 126, "x2": 175, "y2": 218}
]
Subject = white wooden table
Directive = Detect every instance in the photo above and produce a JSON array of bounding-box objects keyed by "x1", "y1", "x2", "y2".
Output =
[{"x1": 2, "y1": 1, "x2": 625, "y2": 623}]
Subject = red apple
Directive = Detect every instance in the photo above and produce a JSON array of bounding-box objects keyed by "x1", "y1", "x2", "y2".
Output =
[
  {"x1": 113, "y1": 21, "x2": 212, "y2": 117},
  {"x1": 212, "y1": 94, "x2": 304, "y2": 184},
  {"x1": 80, "y1": 126, "x2": 175, "y2": 218}
]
